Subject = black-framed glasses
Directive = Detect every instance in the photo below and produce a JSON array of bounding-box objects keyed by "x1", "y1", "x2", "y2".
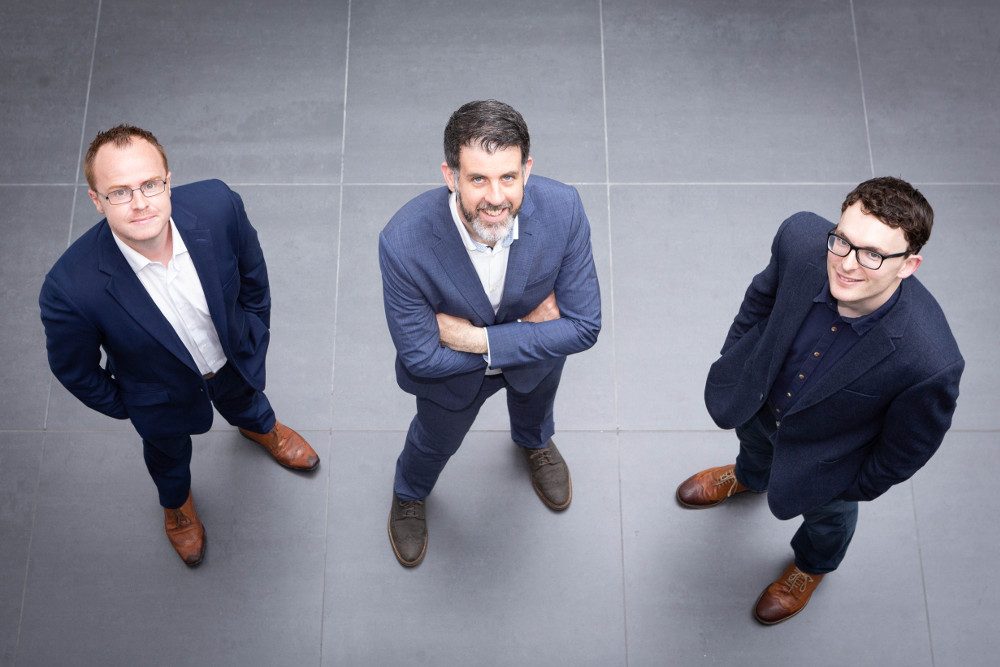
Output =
[
  {"x1": 96, "y1": 178, "x2": 167, "y2": 205},
  {"x1": 826, "y1": 231, "x2": 908, "y2": 270}
]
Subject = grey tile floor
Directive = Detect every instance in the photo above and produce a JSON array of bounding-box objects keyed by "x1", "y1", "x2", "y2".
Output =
[{"x1": 2, "y1": 1, "x2": 998, "y2": 665}]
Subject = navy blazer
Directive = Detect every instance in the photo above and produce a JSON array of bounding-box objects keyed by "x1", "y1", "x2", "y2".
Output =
[
  {"x1": 379, "y1": 175, "x2": 602, "y2": 410},
  {"x1": 40, "y1": 180, "x2": 271, "y2": 441},
  {"x1": 705, "y1": 212, "x2": 963, "y2": 520}
]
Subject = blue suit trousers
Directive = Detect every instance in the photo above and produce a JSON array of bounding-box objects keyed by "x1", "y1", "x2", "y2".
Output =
[
  {"x1": 734, "y1": 406, "x2": 858, "y2": 574},
  {"x1": 394, "y1": 364, "x2": 563, "y2": 502},
  {"x1": 142, "y1": 362, "x2": 275, "y2": 508}
]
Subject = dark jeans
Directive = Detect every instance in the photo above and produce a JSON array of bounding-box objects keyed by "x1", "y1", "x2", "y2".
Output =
[
  {"x1": 394, "y1": 364, "x2": 563, "y2": 502},
  {"x1": 142, "y1": 363, "x2": 275, "y2": 509},
  {"x1": 734, "y1": 406, "x2": 858, "y2": 575}
]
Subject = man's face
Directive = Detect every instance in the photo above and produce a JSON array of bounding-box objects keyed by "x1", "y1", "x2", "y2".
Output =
[
  {"x1": 87, "y1": 138, "x2": 172, "y2": 254},
  {"x1": 827, "y1": 201, "x2": 922, "y2": 318},
  {"x1": 441, "y1": 144, "x2": 532, "y2": 246}
]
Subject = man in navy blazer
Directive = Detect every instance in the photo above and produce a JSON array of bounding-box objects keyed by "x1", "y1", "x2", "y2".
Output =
[
  {"x1": 676, "y1": 177, "x2": 963, "y2": 624},
  {"x1": 379, "y1": 100, "x2": 601, "y2": 566},
  {"x1": 40, "y1": 125, "x2": 319, "y2": 566}
]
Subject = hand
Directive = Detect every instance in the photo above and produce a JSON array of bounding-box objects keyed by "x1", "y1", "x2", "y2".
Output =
[
  {"x1": 520, "y1": 291, "x2": 560, "y2": 323},
  {"x1": 436, "y1": 312, "x2": 488, "y2": 354}
]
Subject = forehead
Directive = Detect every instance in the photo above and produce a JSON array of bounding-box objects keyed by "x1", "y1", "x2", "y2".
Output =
[
  {"x1": 92, "y1": 139, "x2": 166, "y2": 188},
  {"x1": 456, "y1": 143, "x2": 523, "y2": 175},
  {"x1": 837, "y1": 201, "x2": 907, "y2": 250}
]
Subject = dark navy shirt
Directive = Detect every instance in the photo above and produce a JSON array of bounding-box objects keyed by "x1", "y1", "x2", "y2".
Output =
[{"x1": 767, "y1": 281, "x2": 901, "y2": 422}]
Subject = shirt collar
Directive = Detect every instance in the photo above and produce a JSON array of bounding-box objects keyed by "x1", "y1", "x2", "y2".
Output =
[
  {"x1": 449, "y1": 191, "x2": 518, "y2": 253},
  {"x1": 816, "y1": 279, "x2": 902, "y2": 335},
  {"x1": 110, "y1": 217, "x2": 185, "y2": 273}
]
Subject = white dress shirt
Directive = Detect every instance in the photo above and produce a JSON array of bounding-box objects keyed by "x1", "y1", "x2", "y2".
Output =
[
  {"x1": 111, "y1": 219, "x2": 227, "y2": 376},
  {"x1": 449, "y1": 192, "x2": 518, "y2": 374}
]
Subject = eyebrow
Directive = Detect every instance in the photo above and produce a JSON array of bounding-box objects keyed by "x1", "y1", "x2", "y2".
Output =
[
  {"x1": 103, "y1": 175, "x2": 165, "y2": 191},
  {"x1": 831, "y1": 228, "x2": 891, "y2": 255}
]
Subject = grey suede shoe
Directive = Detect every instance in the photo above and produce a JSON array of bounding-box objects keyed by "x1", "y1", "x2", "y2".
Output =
[
  {"x1": 522, "y1": 439, "x2": 572, "y2": 510},
  {"x1": 388, "y1": 492, "x2": 427, "y2": 567}
]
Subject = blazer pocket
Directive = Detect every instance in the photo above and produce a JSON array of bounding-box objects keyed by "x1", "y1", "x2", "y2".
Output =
[{"x1": 119, "y1": 382, "x2": 170, "y2": 407}]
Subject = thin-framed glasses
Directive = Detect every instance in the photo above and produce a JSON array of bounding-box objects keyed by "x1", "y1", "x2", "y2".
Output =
[
  {"x1": 826, "y1": 231, "x2": 908, "y2": 270},
  {"x1": 96, "y1": 178, "x2": 167, "y2": 205}
]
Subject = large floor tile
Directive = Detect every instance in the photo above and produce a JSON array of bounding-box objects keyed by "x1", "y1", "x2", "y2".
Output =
[
  {"x1": 322, "y1": 431, "x2": 626, "y2": 666},
  {"x1": 603, "y1": 0, "x2": 872, "y2": 183},
  {"x1": 3, "y1": 187, "x2": 79, "y2": 431},
  {"x1": 79, "y1": 0, "x2": 348, "y2": 185},
  {"x1": 857, "y1": 0, "x2": 1000, "y2": 182},
  {"x1": 912, "y1": 431, "x2": 1000, "y2": 666},
  {"x1": 16, "y1": 430, "x2": 330, "y2": 666},
  {"x1": 0, "y1": 1, "x2": 97, "y2": 183},
  {"x1": 621, "y1": 431, "x2": 934, "y2": 666},
  {"x1": 343, "y1": 0, "x2": 607, "y2": 185},
  {"x1": 0, "y1": 433, "x2": 44, "y2": 667}
]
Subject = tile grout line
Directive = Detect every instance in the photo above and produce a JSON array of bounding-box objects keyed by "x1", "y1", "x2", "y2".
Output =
[
  {"x1": 318, "y1": 0, "x2": 352, "y2": 663},
  {"x1": 849, "y1": 0, "x2": 876, "y2": 178},
  {"x1": 909, "y1": 481, "x2": 938, "y2": 666},
  {"x1": 597, "y1": 1, "x2": 629, "y2": 663}
]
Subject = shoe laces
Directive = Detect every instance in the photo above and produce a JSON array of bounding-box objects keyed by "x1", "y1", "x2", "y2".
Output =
[
  {"x1": 398, "y1": 499, "x2": 424, "y2": 520},
  {"x1": 167, "y1": 509, "x2": 192, "y2": 528},
  {"x1": 714, "y1": 469, "x2": 741, "y2": 497},
  {"x1": 527, "y1": 448, "x2": 554, "y2": 467},
  {"x1": 783, "y1": 569, "x2": 815, "y2": 594}
]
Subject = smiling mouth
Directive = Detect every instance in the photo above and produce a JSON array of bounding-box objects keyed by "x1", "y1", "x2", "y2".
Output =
[
  {"x1": 478, "y1": 205, "x2": 509, "y2": 218},
  {"x1": 836, "y1": 272, "x2": 863, "y2": 284}
]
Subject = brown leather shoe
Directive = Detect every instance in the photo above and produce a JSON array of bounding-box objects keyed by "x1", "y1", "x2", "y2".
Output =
[
  {"x1": 675, "y1": 464, "x2": 750, "y2": 509},
  {"x1": 388, "y1": 493, "x2": 427, "y2": 567},
  {"x1": 164, "y1": 491, "x2": 205, "y2": 566},
  {"x1": 753, "y1": 563, "x2": 825, "y2": 625},
  {"x1": 239, "y1": 421, "x2": 319, "y2": 471}
]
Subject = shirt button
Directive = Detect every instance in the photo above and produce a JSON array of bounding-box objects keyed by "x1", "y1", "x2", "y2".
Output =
[
  {"x1": 813, "y1": 351, "x2": 821, "y2": 357},
  {"x1": 831, "y1": 326, "x2": 838, "y2": 332},
  {"x1": 786, "y1": 392, "x2": 792, "y2": 398},
  {"x1": 798, "y1": 374, "x2": 805, "y2": 380}
]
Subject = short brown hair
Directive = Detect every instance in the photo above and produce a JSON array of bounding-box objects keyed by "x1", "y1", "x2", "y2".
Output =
[
  {"x1": 84, "y1": 124, "x2": 168, "y2": 191},
  {"x1": 841, "y1": 176, "x2": 933, "y2": 254}
]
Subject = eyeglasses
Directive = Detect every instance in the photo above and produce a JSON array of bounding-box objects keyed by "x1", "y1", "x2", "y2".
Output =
[
  {"x1": 826, "y1": 231, "x2": 909, "y2": 270},
  {"x1": 96, "y1": 178, "x2": 167, "y2": 205}
]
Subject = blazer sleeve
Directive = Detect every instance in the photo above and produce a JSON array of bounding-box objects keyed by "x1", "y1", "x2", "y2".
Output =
[
  {"x1": 481, "y1": 189, "x2": 601, "y2": 368},
  {"x1": 39, "y1": 274, "x2": 127, "y2": 420},
  {"x1": 379, "y1": 231, "x2": 488, "y2": 378},
  {"x1": 840, "y1": 357, "x2": 964, "y2": 502},
  {"x1": 230, "y1": 187, "x2": 271, "y2": 328}
]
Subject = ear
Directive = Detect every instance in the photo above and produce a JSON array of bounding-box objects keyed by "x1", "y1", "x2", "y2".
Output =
[
  {"x1": 88, "y1": 189, "x2": 105, "y2": 215},
  {"x1": 165, "y1": 171, "x2": 172, "y2": 198},
  {"x1": 522, "y1": 156, "x2": 533, "y2": 183},
  {"x1": 441, "y1": 162, "x2": 456, "y2": 192},
  {"x1": 896, "y1": 253, "x2": 922, "y2": 279}
]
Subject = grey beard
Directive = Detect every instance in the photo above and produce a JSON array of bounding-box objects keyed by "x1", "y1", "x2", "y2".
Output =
[{"x1": 457, "y1": 190, "x2": 516, "y2": 245}]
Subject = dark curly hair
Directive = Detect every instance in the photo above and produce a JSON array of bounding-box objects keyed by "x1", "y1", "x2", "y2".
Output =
[
  {"x1": 443, "y1": 100, "x2": 530, "y2": 173},
  {"x1": 841, "y1": 176, "x2": 933, "y2": 254}
]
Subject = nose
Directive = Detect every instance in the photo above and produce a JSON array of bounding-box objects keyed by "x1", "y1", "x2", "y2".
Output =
[
  {"x1": 485, "y1": 180, "x2": 504, "y2": 204},
  {"x1": 840, "y1": 249, "x2": 860, "y2": 271},
  {"x1": 130, "y1": 190, "x2": 149, "y2": 209}
]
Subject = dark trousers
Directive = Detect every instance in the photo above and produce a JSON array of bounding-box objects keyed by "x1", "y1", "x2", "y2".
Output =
[
  {"x1": 733, "y1": 406, "x2": 858, "y2": 575},
  {"x1": 394, "y1": 364, "x2": 563, "y2": 502},
  {"x1": 142, "y1": 363, "x2": 275, "y2": 509}
]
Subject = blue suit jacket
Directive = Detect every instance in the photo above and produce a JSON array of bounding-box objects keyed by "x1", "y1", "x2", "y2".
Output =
[
  {"x1": 705, "y1": 212, "x2": 964, "y2": 520},
  {"x1": 379, "y1": 175, "x2": 601, "y2": 410},
  {"x1": 40, "y1": 180, "x2": 271, "y2": 440}
]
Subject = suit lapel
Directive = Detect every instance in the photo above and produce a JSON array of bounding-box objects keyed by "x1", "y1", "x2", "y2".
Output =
[
  {"x1": 430, "y1": 203, "x2": 497, "y2": 326},
  {"x1": 97, "y1": 223, "x2": 200, "y2": 374},
  {"x1": 174, "y1": 204, "x2": 228, "y2": 344},
  {"x1": 791, "y1": 283, "x2": 910, "y2": 415},
  {"x1": 495, "y1": 191, "x2": 537, "y2": 323}
]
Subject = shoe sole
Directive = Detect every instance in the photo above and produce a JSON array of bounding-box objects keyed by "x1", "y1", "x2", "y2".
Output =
[
  {"x1": 239, "y1": 430, "x2": 320, "y2": 472},
  {"x1": 674, "y1": 489, "x2": 727, "y2": 510},
  {"x1": 387, "y1": 515, "x2": 427, "y2": 567}
]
